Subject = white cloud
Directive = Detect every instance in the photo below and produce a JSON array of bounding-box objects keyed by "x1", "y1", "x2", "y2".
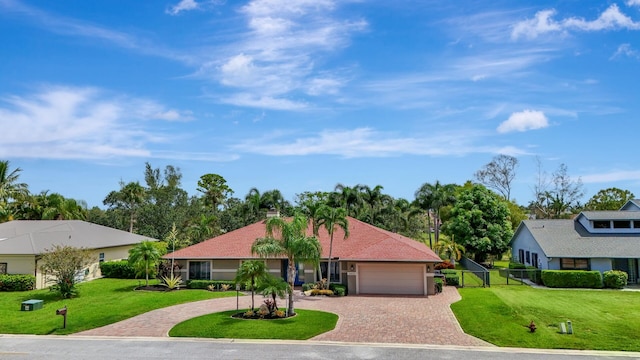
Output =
[
  {"x1": 220, "y1": 93, "x2": 308, "y2": 110},
  {"x1": 497, "y1": 110, "x2": 549, "y2": 133},
  {"x1": 512, "y1": 5, "x2": 640, "y2": 40},
  {"x1": 232, "y1": 127, "x2": 527, "y2": 158},
  {"x1": 166, "y1": 0, "x2": 199, "y2": 15},
  {"x1": 0, "y1": 86, "x2": 195, "y2": 159},
  {"x1": 581, "y1": 170, "x2": 640, "y2": 183},
  {"x1": 628, "y1": 0, "x2": 640, "y2": 7},
  {"x1": 611, "y1": 43, "x2": 640, "y2": 60}
]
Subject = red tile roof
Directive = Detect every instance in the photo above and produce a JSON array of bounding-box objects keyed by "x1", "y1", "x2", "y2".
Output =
[{"x1": 165, "y1": 217, "x2": 441, "y2": 262}]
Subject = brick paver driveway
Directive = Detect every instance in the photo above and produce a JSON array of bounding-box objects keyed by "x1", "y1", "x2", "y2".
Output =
[{"x1": 77, "y1": 287, "x2": 489, "y2": 347}]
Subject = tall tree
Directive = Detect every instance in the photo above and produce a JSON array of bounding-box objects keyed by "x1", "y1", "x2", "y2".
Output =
[
  {"x1": 0, "y1": 160, "x2": 28, "y2": 221},
  {"x1": 444, "y1": 184, "x2": 513, "y2": 263},
  {"x1": 234, "y1": 260, "x2": 267, "y2": 311},
  {"x1": 104, "y1": 181, "x2": 146, "y2": 232},
  {"x1": 531, "y1": 163, "x2": 584, "y2": 219},
  {"x1": 197, "y1": 173, "x2": 233, "y2": 211},
  {"x1": 474, "y1": 155, "x2": 519, "y2": 200},
  {"x1": 313, "y1": 205, "x2": 349, "y2": 288},
  {"x1": 414, "y1": 181, "x2": 457, "y2": 248},
  {"x1": 357, "y1": 184, "x2": 385, "y2": 224},
  {"x1": 128, "y1": 240, "x2": 161, "y2": 287},
  {"x1": 333, "y1": 184, "x2": 362, "y2": 218},
  {"x1": 584, "y1": 187, "x2": 635, "y2": 211},
  {"x1": 251, "y1": 215, "x2": 321, "y2": 316}
]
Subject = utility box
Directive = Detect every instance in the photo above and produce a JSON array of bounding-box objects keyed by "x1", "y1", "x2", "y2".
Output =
[{"x1": 21, "y1": 299, "x2": 43, "y2": 311}]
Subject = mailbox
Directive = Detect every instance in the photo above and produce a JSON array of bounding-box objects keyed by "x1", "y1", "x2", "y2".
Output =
[{"x1": 56, "y1": 306, "x2": 68, "y2": 329}]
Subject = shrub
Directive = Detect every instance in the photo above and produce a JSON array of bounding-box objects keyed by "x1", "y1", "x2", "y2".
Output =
[
  {"x1": 440, "y1": 269, "x2": 457, "y2": 275},
  {"x1": 99, "y1": 260, "x2": 137, "y2": 279},
  {"x1": 434, "y1": 277, "x2": 443, "y2": 293},
  {"x1": 603, "y1": 270, "x2": 628, "y2": 289},
  {"x1": 329, "y1": 283, "x2": 347, "y2": 296},
  {"x1": 435, "y1": 260, "x2": 455, "y2": 270},
  {"x1": 187, "y1": 280, "x2": 236, "y2": 290},
  {"x1": 301, "y1": 282, "x2": 315, "y2": 291},
  {"x1": 444, "y1": 275, "x2": 459, "y2": 286},
  {"x1": 508, "y1": 262, "x2": 527, "y2": 269},
  {"x1": 309, "y1": 289, "x2": 334, "y2": 296},
  {"x1": 0, "y1": 274, "x2": 36, "y2": 291},
  {"x1": 541, "y1": 270, "x2": 603, "y2": 288}
]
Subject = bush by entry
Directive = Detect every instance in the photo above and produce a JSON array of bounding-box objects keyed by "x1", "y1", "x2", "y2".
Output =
[{"x1": 169, "y1": 309, "x2": 338, "y2": 340}]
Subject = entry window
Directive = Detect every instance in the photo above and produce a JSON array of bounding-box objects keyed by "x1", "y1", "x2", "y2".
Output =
[
  {"x1": 320, "y1": 262, "x2": 340, "y2": 282},
  {"x1": 531, "y1": 253, "x2": 539, "y2": 269},
  {"x1": 518, "y1": 249, "x2": 525, "y2": 264},
  {"x1": 189, "y1": 261, "x2": 211, "y2": 280},
  {"x1": 560, "y1": 258, "x2": 590, "y2": 270},
  {"x1": 0, "y1": 262, "x2": 6, "y2": 274},
  {"x1": 525, "y1": 251, "x2": 530, "y2": 264}
]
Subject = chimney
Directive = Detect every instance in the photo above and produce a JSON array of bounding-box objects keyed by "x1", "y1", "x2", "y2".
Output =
[{"x1": 266, "y1": 208, "x2": 280, "y2": 218}]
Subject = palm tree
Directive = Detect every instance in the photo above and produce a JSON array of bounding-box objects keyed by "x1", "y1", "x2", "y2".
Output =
[
  {"x1": 434, "y1": 236, "x2": 465, "y2": 263},
  {"x1": 128, "y1": 240, "x2": 161, "y2": 287},
  {"x1": 333, "y1": 184, "x2": 362, "y2": 218},
  {"x1": 244, "y1": 187, "x2": 262, "y2": 222},
  {"x1": 414, "y1": 181, "x2": 457, "y2": 248},
  {"x1": 251, "y1": 214, "x2": 321, "y2": 316},
  {"x1": 257, "y1": 274, "x2": 289, "y2": 312},
  {"x1": 357, "y1": 184, "x2": 385, "y2": 224},
  {"x1": 235, "y1": 260, "x2": 267, "y2": 311},
  {"x1": 0, "y1": 160, "x2": 28, "y2": 220},
  {"x1": 314, "y1": 204, "x2": 349, "y2": 288}
]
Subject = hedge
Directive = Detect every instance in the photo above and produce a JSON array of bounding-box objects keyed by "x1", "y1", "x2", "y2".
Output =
[
  {"x1": 0, "y1": 274, "x2": 36, "y2": 291},
  {"x1": 434, "y1": 277, "x2": 443, "y2": 293},
  {"x1": 603, "y1": 270, "x2": 628, "y2": 289},
  {"x1": 541, "y1": 270, "x2": 603, "y2": 288},
  {"x1": 99, "y1": 260, "x2": 137, "y2": 279},
  {"x1": 187, "y1": 280, "x2": 236, "y2": 290},
  {"x1": 329, "y1": 283, "x2": 347, "y2": 296}
]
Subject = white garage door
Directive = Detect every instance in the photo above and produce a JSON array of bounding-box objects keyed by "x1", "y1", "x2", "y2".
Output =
[{"x1": 358, "y1": 263, "x2": 425, "y2": 295}]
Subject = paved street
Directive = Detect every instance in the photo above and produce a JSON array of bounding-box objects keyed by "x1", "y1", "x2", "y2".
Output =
[{"x1": 1, "y1": 336, "x2": 638, "y2": 360}]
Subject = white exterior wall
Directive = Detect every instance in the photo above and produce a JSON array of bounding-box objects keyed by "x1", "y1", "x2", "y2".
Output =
[
  {"x1": 511, "y1": 227, "x2": 549, "y2": 269},
  {"x1": 590, "y1": 258, "x2": 613, "y2": 273}
]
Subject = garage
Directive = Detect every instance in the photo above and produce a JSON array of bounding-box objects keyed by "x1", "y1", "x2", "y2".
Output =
[{"x1": 357, "y1": 263, "x2": 425, "y2": 295}]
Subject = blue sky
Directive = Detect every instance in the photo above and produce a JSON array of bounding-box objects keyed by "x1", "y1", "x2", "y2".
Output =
[{"x1": 1, "y1": 0, "x2": 640, "y2": 208}]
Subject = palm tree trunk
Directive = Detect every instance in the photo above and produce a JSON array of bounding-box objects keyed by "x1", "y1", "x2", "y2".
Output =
[
  {"x1": 287, "y1": 259, "x2": 296, "y2": 316},
  {"x1": 427, "y1": 210, "x2": 433, "y2": 249},
  {"x1": 129, "y1": 212, "x2": 134, "y2": 233},
  {"x1": 327, "y1": 233, "x2": 334, "y2": 288}
]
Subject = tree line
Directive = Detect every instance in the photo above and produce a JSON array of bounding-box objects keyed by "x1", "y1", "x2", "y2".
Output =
[{"x1": 0, "y1": 157, "x2": 635, "y2": 264}]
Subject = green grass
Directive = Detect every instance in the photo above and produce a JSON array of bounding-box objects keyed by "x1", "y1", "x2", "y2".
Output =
[
  {"x1": 0, "y1": 279, "x2": 237, "y2": 335},
  {"x1": 169, "y1": 309, "x2": 338, "y2": 340},
  {"x1": 452, "y1": 286, "x2": 640, "y2": 351}
]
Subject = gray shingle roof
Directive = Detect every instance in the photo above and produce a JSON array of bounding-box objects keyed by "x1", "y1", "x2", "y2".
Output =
[
  {"x1": 0, "y1": 220, "x2": 155, "y2": 255},
  {"x1": 581, "y1": 211, "x2": 640, "y2": 221},
  {"x1": 519, "y1": 219, "x2": 640, "y2": 258}
]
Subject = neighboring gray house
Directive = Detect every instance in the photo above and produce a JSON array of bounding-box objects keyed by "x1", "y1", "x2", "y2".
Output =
[
  {"x1": 510, "y1": 200, "x2": 640, "y2": 284},
  {"x1": 0, "y1": 220, "x2": 155, "y2": 289}
]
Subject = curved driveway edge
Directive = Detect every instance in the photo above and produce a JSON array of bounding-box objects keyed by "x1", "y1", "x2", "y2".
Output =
[{"x1": 76, "y1": 287, "x2": 490, "y2": 347}]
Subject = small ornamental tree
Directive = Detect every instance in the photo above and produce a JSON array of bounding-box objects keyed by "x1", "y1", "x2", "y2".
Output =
[
  {"x1": 128, "y1": 240, "x2": 162, "y2": 287},
  {"x1": 40, "y1": 245, "x2": 93, "y2": 298}
]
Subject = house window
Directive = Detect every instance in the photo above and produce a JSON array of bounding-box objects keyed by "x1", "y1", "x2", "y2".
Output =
[
  {"x1": 188, "y1": 261, "x2": 211, "y2": 280},
  {"x1": 525, "y1": 251, "x2": 530, "y2": 264},
  {"x1": 0, "y1": 262, "x2": 6, "y2": 274},
  {"x1": 634, "y1": 221, "x2": 640, "y2": 229},
  {"x1": 320, "y1": 262, "x2": 340, "y2": 282},
  {"x1": 560, "y1": 258, "x2": 590, "y2": 270},
  {"x1": 99, "y1": 253, "x2": 105, "y2": 263},
  {"x1": 531, "y1": 253, "x2": 539, "y2": 269},
  {"x1": 518, "y1": 249, "x2": 525, "y2": 264},
  {"x1": 613, "y1": 221, "x2": 631, "y2": 229},
  {"x1": 593, "y1": 221, "x2": 610, "y2": 228}
]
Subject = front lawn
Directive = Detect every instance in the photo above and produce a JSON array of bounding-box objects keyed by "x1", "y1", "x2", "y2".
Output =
[
  {"x1": 0, "y1": 279, "x2": 236, "y2": 335},
  {"x1": 451, "y1": 286, "x2": 640, "y2": 351},
  {"x1": 169, "y1": 309, "x2": 338, "y2": 340}
]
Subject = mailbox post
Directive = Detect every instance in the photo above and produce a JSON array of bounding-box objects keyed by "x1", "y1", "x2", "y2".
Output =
[{"x1": 56, "y1": 306, "x2": 67, "y2": 329}]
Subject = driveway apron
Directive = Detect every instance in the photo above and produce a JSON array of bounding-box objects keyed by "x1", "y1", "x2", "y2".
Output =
[{"x1": 76, "y1": 287, "x2": 490, "y2": 347}]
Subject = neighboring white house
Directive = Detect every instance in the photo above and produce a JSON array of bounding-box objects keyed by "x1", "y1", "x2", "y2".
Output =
[
  {"x1": 0, "y1": 220, "x2": 155, "y2": 289},
  {"x1": 510, "y1": 200, "x2": 640, "y2": 284}
]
